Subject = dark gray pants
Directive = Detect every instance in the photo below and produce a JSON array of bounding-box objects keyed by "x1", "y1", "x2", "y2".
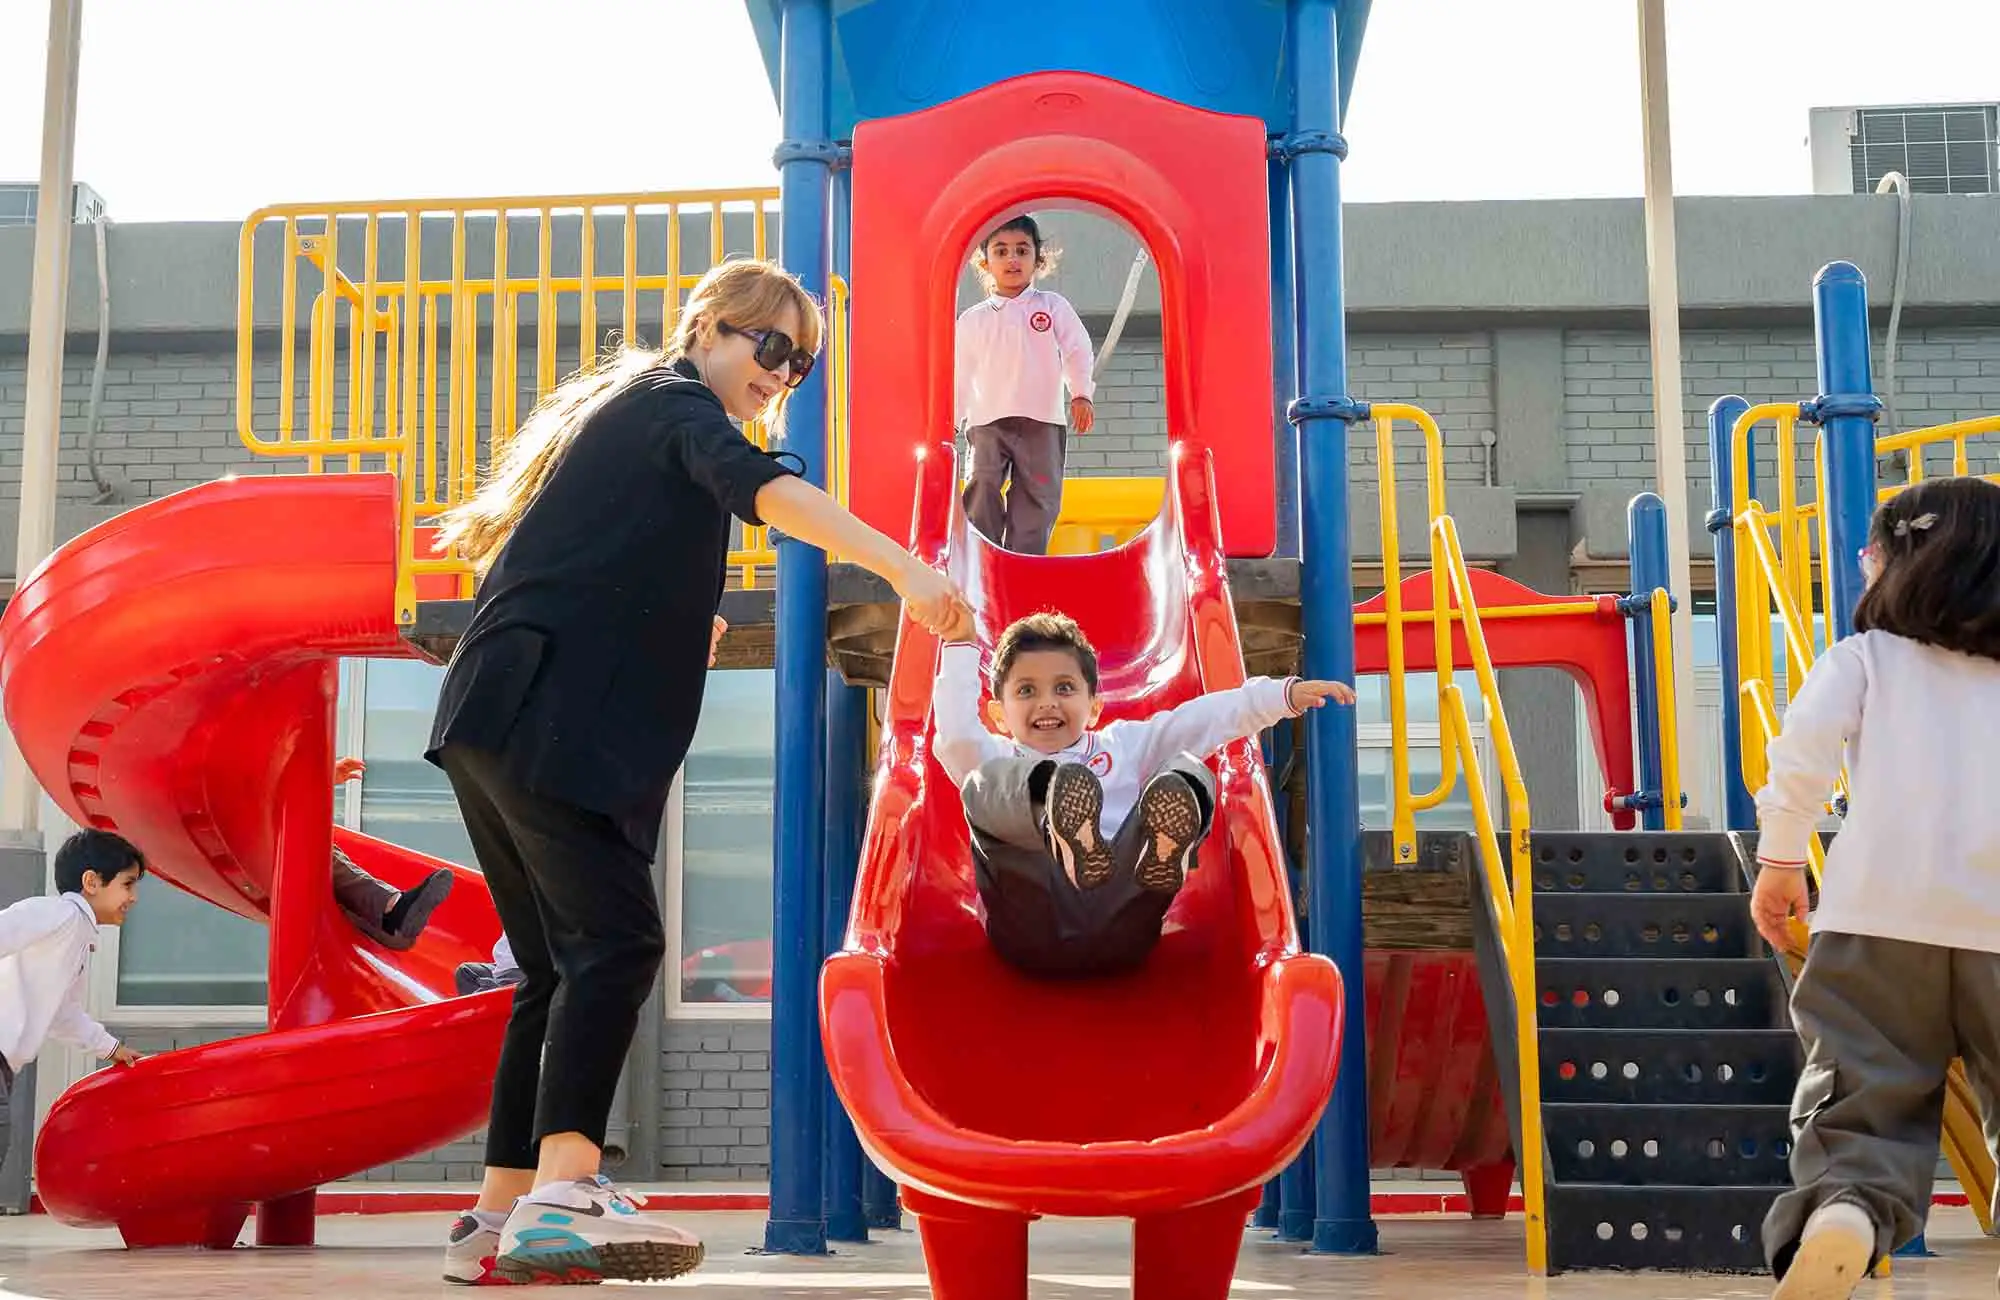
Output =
[
  {"x1": 963, "y1": 417, "x2": 1067, "y2": 555},
  {"x1": 1764, "y1": 931, "x2": 2000, "y2": 1276},
  {"x1": 0, "y1": 1056, "x2": 15, "y2": 1177},
  {"x1": 331, "y1": 847, "x2": 397, "y2": 926},
  {"x1": 962, "y1": 754, "x2": 1215, "y2": 977}
]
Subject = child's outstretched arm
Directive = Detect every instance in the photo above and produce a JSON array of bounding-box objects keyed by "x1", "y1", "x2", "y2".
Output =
[
  {"x1": 1112, "y1": 677, "x2": 1356, "y2": 778},
  {"x1": 931, "y1": 643, "x2": 1011, "y2": 785},
  {"x1": 49, "y1": 968, "x2": 130, "y2": 1063},
  {"x1": 1750, "y1": 637, "x2": 1868, "y2": 955},
  {"x1": 752, "y1": 476, "x2": 969, "y2": 637}
]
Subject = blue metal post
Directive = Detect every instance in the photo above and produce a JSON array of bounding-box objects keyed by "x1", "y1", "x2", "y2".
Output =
[
  {"x1": 1288, "y1": 0, "x2": 1375, "y2": 1256},
  {"x1": 1627, "y1": 493, "x2": 1670, "y2": 832},
  {"x1": 1270, "y1": 154, "x2": 1301, "y2": 559},
  {"x1": 765, "y1": 0, "x2": 834, "y2": 1257},
  {"x1": 862, "y1": 1164, "x2": 902, "y2": 1230},
  {"x1": 822, "y1": 673, "x2": 868, "y2": 1243},
  {"x1": 1706, "y1": 395, "x2": 1757, "y2": 830},
  {"x1": 1812, "y1": 262, "x2": 1881, "y2": 641}
]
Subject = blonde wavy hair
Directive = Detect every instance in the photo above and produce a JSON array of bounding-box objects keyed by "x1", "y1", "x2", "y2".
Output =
[{"x1": 439, "y1": 258, "x2": 823, "y2": 575}]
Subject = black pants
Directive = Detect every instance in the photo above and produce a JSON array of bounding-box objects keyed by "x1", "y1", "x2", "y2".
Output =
[
  {"x1": 963, "y1": 755, "x2": 1215, "y2": 978},
  {"x1": 438, "y1": 743, "x2": 665, "y2": 1170}
]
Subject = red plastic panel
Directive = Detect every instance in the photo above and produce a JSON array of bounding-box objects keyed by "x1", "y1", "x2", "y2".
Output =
[
  {"x1": 0, "y1": 475, "x2": 507, "y2": 1245},
  {"x1": 848, "y1": 71, "x2": 1276, "y2": 557},
  {"x1": 1362, "y1": 950, "x2": 1511, "y2": 1173},
  {"x1": 821, "y1": 442, "x2": 1337, "y2": 1277},
  {"x1": 1353, "y1": 569, "x2": 1639, "y2": 831}
]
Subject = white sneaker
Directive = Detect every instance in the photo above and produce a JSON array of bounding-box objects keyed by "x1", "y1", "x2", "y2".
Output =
[
  {"x1": 493, "y1": 1176, "x2": 704, "y2": 1285},
  {"x1": 442, "y1": 1210, "x2": 506, "y2": 1286},
  {"x1": 1774, "y1": 1201, "x2": 1876, "y2": 1300}
]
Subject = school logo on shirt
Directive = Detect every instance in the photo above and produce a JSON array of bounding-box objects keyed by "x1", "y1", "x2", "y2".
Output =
[
  {"x1": 1029, "y1": 310, "x2": 1053, "y2": 333},
  {"x1": 1086, "y1": 749, "x2": 1113, "y2": 777}
]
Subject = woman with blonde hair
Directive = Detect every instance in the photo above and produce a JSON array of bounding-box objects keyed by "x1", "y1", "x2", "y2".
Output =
[{"x1": 428, "y1": 258, "x2": 965, "y2": 1286}]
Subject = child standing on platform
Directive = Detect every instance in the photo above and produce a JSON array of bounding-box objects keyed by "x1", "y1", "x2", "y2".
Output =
[
  {"x1": 954, "y1": 215, "x2": 1096, "y2": 555},
  {"x1": 1751, "y1": 476, "x2": 2000, "y2": 1299},
  {"x1": 428, "y1": 258, "x2": 968, "y2": 1286}
]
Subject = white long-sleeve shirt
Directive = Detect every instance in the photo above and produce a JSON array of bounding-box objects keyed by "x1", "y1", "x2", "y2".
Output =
[
  {"x1": 1756, "y1": 629, "x2": 2000, "y2": 954},
  {"x1": 954, "y1": 288, "x2": 1095, "y2": 429},
  {"x1": 933, "y1": 643, "x2": 1298, "y2": 829},
  {"x1": 0, "y1": 893, "x2": 117, "y2": 1069}
]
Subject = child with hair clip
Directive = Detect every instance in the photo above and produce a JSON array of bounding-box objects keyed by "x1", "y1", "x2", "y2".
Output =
[
  {"x1": 1751, "y1": 475, "x2": 2000, "y2": 1298},
  {"x1": 954, "y1": 214, "x2": 1095, "y2": 556},
  {"x1": 428, "y1": 257, "x2": 970, "y2": 1286}
]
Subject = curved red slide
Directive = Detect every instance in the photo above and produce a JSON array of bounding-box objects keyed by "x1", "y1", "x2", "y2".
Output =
[
  {"x1": 821, "y1": 445, "x2": 1344, "y2": 1300},
  {"x1": 0, "y1": 473, "x2": 507, "y2": 1248}
]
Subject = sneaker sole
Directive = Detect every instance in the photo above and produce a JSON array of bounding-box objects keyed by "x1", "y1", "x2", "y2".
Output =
[
  {"x1": 1774, "y1": 1225, "x2": 1873, "y2": 1300},
  {"x1": 1134, "y1": 778, "x2": 1202, "y2": 893},
  {"x1": 1046, "y1": 766, "x2": 1113, "y2": 889},
  {"x1": 494, "y1": 1238, "x2": 704, "y2": 1286}
]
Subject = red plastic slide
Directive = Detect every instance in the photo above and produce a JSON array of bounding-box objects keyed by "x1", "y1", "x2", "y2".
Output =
[
  {"x1": 821, "y1": 445, "x2": 1343, "y2": 1300},
  {"x1": 0, "y1": 474, "x2": 507, "y2": 1248}
]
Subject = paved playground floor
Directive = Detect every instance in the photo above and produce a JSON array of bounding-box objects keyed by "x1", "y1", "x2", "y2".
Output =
[{"x1": 0, "y1": 1206, "x2": 1994, "y2": 1298}]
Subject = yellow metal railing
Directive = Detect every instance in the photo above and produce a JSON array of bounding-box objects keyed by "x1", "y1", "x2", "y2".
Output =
[
  {"x1": 1365, "y1": 401, "x2": 1546, "y2": 1273},
  {"x1": 237, "y1": 189, "x2": 802, "y2": 620},
  {"x1": 1732, "y1": 404, "x2": 2000, "y2": 1233}
]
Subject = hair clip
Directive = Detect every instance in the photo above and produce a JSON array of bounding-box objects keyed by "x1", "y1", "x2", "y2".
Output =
[{"x1": 1892, "y1": 512, "x2": 1939, "y2": 538}]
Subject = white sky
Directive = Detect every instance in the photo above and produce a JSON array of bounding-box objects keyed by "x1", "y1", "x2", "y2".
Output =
[{"x1": 0, "y1": 1, "x2": 1994, "y2": 222}]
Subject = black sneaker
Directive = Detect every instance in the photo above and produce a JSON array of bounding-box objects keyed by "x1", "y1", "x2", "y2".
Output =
[
  {"x1": 1132, "y1": 773, "x2": 1205, "y2": 894},
  {"x1": 1043, "y1": 763, "x2": 1113, "y2": 889},
  {"x1": 378, "y1": 868, "x2": 454, "y2": 950}
]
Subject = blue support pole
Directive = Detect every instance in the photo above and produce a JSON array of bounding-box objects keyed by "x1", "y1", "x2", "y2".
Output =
[
  {"x1": 1706, "y1": 395, "x2": 1757, "y2": 830},
  {"x1": 1287, "y1": 0, "x2": 1376, "y2": 1256},
  {"x1": 1812, "y1": 262, "x2": 1882, "y2": 642},
  {"x1": 822, "y1": 673, "x2": 868, "y2": 1244},
  {"x1": 764, "y1": 0, "x2": 834, "y2": 1257},
  {"x1": 1627, "y1": 493, "x2": 1670, "y2": 832},
  {"x1": 1268, "y1": 718, "x2": 1315, "y2": 1241},
  {"x1": 862, "y1": 1164, "x2": 902, "y2": 1231},
  {"x1": 1270, "y1": 154, "x2": 1301, "y2": 559}
]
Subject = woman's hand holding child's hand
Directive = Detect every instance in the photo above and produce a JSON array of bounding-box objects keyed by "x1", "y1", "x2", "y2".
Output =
[
  {"x1": 1750, "y1": 862, "x2": 1811, "y2": 959},
  {"x1": 1288, "y1": 679, "x2": 1357, "y2": 711},
  {"x1": 896, "y1": 560, "x2": 971, "y2": 640}
]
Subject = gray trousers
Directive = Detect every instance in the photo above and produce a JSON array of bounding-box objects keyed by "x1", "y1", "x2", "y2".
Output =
[
  {"x1": 0, "y1": 1056, "x2": 14, "y2": 1177},
  {"x1": 963, "y1": 417, "x2": 1067, "y2": 555},
  {"x1": 1764, "y1": 931, "x2": 2000, "y2": 1276},
  {"x1": 961, "y1": 754, "x2": 1215, "y2": 977},
  {"x1": 331, "y1": 846, "x2": 397, "y2": 928}
]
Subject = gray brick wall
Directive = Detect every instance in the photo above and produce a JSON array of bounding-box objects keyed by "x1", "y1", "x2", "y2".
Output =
[
  {"x1": 657, "y1": 1019, "x2": 770, "y2": 1181},
  {"x1": 1563, "y1": 326, "x2": 2000, "y2": 496}
]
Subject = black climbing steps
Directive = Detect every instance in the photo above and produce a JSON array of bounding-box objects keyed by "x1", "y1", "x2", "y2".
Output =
[{"x1": 1526, "y1": 831, "x2": 1798, "y2": 1273}]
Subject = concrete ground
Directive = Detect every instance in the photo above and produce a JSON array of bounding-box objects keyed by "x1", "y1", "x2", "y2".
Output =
[{"x1": 0, "y1": 1206, "x2": 1993, "y2": 1298}]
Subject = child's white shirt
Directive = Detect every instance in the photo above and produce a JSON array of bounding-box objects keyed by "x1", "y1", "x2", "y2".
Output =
[
  {"x1": 954, "y1": 287, "x2": 1096, "y2": 429},
  {"x1": 1757, "y1": 629, "x2": 2000, "y2": 954},
  {"x1": 0, "y1": 893, "x2": 116, "y2": 1068},
  {"x1": 932, "y1": 643, "x2": 1298, "y2": 829}
]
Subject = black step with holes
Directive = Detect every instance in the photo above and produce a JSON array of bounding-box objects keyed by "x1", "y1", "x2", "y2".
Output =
[
  {"x1": 1545, "y1": 1183, "x2": 1778, "y2": 1273},
  {"x1": 1544, "y1": 1103, "x2": 1795, "y2": 1186},
  {"x1": 1539, "y1": 1029, "x2": 1802, "y2": 1105},
  {"x1": 1530, "y1": 832, "x2": 1743, "y2": 895},
  {"x1": 1534, "y1": 958, "x2": 1785, "y2": 1030},
  {"x1": 1532, "y1": 892, "x2": 1757, "y2": 959},
  {"x1": 1524, "y1": 831, "x2": 1799, "y2": 1273}
]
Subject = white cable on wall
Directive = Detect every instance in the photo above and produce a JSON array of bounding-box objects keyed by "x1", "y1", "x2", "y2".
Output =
[
  {"x1": 1875, "y1": 171, "x2": 1911, "y2": 448},
  {"x1": 1093, "y1": 246, "x2": 1151, "y2": 378}
]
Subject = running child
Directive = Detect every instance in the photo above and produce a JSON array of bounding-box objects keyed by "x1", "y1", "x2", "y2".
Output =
[
  {"x1": 954, "y1": 215, "x2": 1095, "y2": 555},
  {"x1": 429, "y1": 257, "x2": 968, "y2": 1286},
  {"x1": 1750, "y1": 475, "x2": 2000, "y2": 1298},
  {"x1": 933, "y1": 612, "x2": 1352, "y2": 977}
]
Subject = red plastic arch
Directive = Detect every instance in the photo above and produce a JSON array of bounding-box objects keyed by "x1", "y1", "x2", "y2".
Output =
[{"x1": 848, "y1": 70, "x2": 1276, "y2": 557}]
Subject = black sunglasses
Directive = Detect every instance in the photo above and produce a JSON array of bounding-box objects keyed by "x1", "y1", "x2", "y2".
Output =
[{"x1": 718, "y1": 323, "x2": 816, "y2": 389}]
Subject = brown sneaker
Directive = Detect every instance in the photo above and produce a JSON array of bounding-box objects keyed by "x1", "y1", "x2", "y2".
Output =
[
  {"x1": 1132, "y1": 773, "x2": 1205, "y2": 894},
  {"x1": 1043, "y1": 763, "x2": 1113, "y2": 889}
]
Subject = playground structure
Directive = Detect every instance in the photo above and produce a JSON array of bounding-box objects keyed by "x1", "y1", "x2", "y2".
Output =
[{"x1": 1, "y1": 0, "x2": 1996, "y2": 1292}]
